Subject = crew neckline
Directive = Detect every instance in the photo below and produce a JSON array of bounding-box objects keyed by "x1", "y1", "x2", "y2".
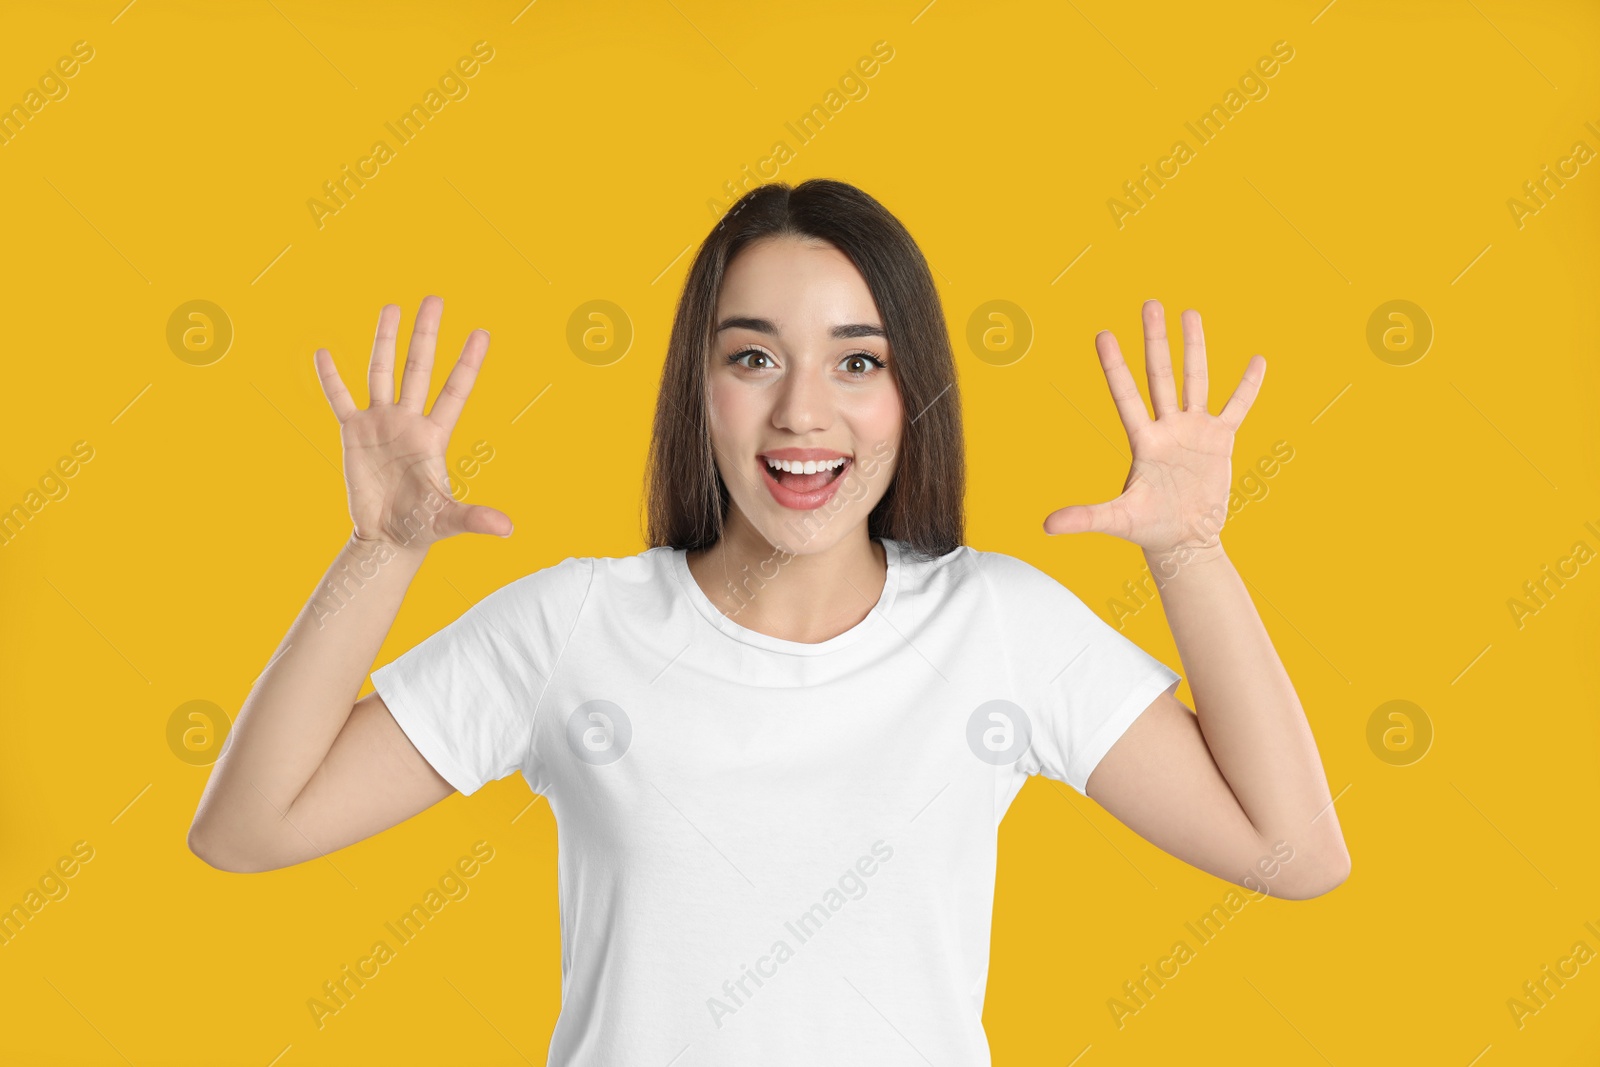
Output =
[{"x1": 669, "y1": 538, "x2": 902, "y2": 656}]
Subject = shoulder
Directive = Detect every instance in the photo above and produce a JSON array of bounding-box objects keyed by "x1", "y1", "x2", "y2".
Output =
[
  {"x1": 504, "y1": 553, "x2": 597, "y2": 597},
  {"x1": 965, "y1": 547, "x2": 1037, "y2": 583},
  {"x1": 890, "y1": 541, "x2": 1085, "y2": 616},
  {"x1": 504, "y1": 545, "x2": 669, "y2": 588},
  {"x1": 891, "y1": 541, "x2": 1059, "y2": 593},
  {"x1": 958, "y1": 546, "x2": 1104, "y2": 624},
  {"x1": 489, "y1": 545, "x2": 677, "y2": 613},
  {"x1": 962, "y1": 546, "x2": 1069, "y2": 594},
  {"x1": 461, "y1": 555, "x2": 590, "y2": 627}
]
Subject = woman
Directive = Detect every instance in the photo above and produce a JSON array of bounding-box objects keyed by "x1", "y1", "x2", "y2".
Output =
[{"x1": 187, "y1": 179, "x2": 1349, "y2": 1064}]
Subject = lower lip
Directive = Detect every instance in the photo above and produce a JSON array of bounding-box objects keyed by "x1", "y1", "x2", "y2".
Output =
[{"x1": 759, "y1": 457, "x2": 852, "y2": 511}]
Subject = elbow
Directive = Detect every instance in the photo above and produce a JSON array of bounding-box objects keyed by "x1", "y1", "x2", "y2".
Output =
[
  {"x1": 187, "y1": 821, "x2": 270, "y2": 874},
  {"x1": 186, "y1": 822, "x2": 233, "y2": 872},
  {"x1": 1272, "y1": 844, "x2": 1352, "y2": 901}
]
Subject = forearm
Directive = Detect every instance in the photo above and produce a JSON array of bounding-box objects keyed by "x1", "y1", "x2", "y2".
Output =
[
  {"x1": 1144, "y1": 543, "x2": 1349, "y2": 878},
  {"x1": 188, "y1": 531, "x2": 426, "y2": 858}
]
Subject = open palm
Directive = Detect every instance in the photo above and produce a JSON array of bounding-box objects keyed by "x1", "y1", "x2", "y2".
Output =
[
  {"x1": 314, "y1": 295, "x2": 512, "y2": 554},
  {"x1": 1043, "y1": 300, "x2": 1265, "y2": 555}
]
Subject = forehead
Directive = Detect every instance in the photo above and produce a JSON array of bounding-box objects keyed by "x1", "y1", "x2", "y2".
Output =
[{"x1": 716, "y1": 236, "x2": 881, "y2": 331}]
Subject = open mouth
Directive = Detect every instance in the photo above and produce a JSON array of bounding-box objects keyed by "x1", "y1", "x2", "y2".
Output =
[{"x1": 760, "y1": 455, "x2": 852, "y2": 495}]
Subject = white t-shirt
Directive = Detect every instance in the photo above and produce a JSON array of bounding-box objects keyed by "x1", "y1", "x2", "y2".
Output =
[{"x1": 370, "y1": 538, "x2": 1181, "y2": 1065}]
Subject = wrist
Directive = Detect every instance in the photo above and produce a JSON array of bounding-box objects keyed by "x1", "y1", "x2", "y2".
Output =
[
  {"x1": 1143, "y1": 539, "x2": 1228, "y2": 582},
  {"x1": 347, "y1": 528, "x2": 428, "y2": 568}
]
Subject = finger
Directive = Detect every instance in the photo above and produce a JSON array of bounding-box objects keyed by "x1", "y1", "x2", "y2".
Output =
[
  {"x1": 1042, "y1": 501, "x2": 1129, "y2": 539},
  {"x1": 465, "y1": 503, "x2": 514, "y2": 538},
  {"x1": 398, "y1": 295, "x2": 444, "y2": 415},
  {"x1": 314, "y1": 348, "x2": 359, "y2": 423},
  {"x1": 428, "y1": 328, "x2": 490, "y2": 435},
  {"x1": 436, "y1": 500, "x2": 514, "y2": 540},
  {"x1": 367, "y1": 303, "x2": 402, "y2": 408},
  {"x1": 1181, "y1": 308, "x2": 1209, "y2": 412},
  {"x1": 1142, "y1": 300, "x2": 1179, "y2": 419},
  {"x1": 1095, "y1": 329, "x2": 1152, "y2": 438},
  {"x1": 1217, "y1": 355, "x2": 1267, "y2": 432}
]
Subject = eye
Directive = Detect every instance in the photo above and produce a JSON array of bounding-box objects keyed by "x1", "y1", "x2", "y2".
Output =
[
  {"x1": 839, "y1": 351, "x2": 887, "y2": 377},
  {"x1": 727, "y1": 347, "x2": 774, "y2": 370},
  {"x1": 725, "y1": 347, "x2": 888, "y2": 377}
]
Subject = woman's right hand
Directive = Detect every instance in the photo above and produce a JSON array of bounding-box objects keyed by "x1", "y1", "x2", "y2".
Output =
[{"x1": 314, "y1": 295, "x2": 512, "y2": 555}]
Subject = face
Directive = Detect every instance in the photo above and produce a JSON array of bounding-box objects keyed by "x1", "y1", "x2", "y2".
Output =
[{"x1": 706, "y1": 235, "x2": 903, "y2": 557}]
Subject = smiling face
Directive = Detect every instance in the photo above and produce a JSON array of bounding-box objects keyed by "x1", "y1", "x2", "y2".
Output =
[{"x1": 706, "y1": 234, "x2": 904, "y2": 556}]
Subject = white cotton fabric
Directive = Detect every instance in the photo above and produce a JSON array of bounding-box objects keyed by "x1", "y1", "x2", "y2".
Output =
[{"x1": 370, "y1": 538, "x2": 1181, "y2": 1066}]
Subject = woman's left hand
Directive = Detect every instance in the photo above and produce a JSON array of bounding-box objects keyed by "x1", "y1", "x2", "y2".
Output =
[{"x1": 1042, "y1": 300, "x2": 1265, "y2": 557}]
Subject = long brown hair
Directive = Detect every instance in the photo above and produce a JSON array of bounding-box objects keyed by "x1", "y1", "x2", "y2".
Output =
[{"x1": 643, "y1": 179, "x2": 964, "y2": 561}]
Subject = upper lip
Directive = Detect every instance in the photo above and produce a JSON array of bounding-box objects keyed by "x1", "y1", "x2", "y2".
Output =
[{"x1": 759, "y1": 447, "x2": 852, "y2": 461}]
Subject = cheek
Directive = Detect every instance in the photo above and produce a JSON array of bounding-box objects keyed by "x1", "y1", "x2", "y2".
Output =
[
  {"x1": 706, "y1": 376, "x2": 760, "y2": 436},
  {"x1": 847, "y1": 382, "x2": 904, "y2": 452}
]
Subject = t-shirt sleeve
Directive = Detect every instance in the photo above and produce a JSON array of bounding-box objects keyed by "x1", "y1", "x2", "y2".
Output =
[
  {"x1": 369, "y1": 555, "x2": 595, "y2": 796},
  {"x1": 979, "y1": 551, "x2": 1182, "y2": 796}
]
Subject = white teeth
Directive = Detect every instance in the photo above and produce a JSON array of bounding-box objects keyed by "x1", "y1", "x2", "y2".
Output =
[{"x1": 764, "y1": 456, "x2": 848, "y2": 474}]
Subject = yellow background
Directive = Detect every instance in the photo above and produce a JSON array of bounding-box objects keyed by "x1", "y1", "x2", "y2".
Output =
[{"x1": 2, "y1": 0, "x2": 1597, "y2": 1063}]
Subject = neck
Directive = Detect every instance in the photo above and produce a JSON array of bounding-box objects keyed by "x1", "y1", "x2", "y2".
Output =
[{"x1": 687, "y1": 513, "x2": 887, "y2": 644}]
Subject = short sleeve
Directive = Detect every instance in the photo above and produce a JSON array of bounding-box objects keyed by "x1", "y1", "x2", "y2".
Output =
[
  {"x1": 370, "y1": 555, "x2": 594, "y2": 796},
  {"x1": 979, "y1": 552, "x2": 1182, "y2": 795}
]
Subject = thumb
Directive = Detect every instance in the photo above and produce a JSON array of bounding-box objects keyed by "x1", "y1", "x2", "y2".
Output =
[
  {"x1": 1042, "y1": 502, "x2": 1117, "y2": 537},
  {"x1": 435, "y1": 500, "x2": 515, "y2": 540}
]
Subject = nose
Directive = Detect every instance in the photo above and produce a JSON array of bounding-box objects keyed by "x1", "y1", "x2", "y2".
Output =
[{"x1": 769, "y1": 358, "x2": 832, "y2": 434}]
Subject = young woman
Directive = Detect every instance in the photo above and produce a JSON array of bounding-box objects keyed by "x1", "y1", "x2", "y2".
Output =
[{"x1": 187, "y1": 179, "x2": 1349, "y2": 1064}]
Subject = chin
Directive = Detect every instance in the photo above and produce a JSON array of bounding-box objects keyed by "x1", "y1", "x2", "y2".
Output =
[{"x1": 759, "y1": 509, "x2": 868, "y2": 559}]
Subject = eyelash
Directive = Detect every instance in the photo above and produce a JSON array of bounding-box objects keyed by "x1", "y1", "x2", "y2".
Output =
[{"x1": 726, "y1": 347, "x2": 888, "y2": 377}]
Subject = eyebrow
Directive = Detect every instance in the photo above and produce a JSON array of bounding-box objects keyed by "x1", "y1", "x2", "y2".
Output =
[{"x1": 715, "y1": 316, "x2": 886, "y2": 341}]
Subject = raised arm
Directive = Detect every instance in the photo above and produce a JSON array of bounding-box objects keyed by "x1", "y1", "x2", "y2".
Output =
[
  {"x1": 186, "y1": 296, "x2": 512, "y2": 873},
  {"x1": 1043, "y1": 300, "x2": 1350, "y2": 900}
]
